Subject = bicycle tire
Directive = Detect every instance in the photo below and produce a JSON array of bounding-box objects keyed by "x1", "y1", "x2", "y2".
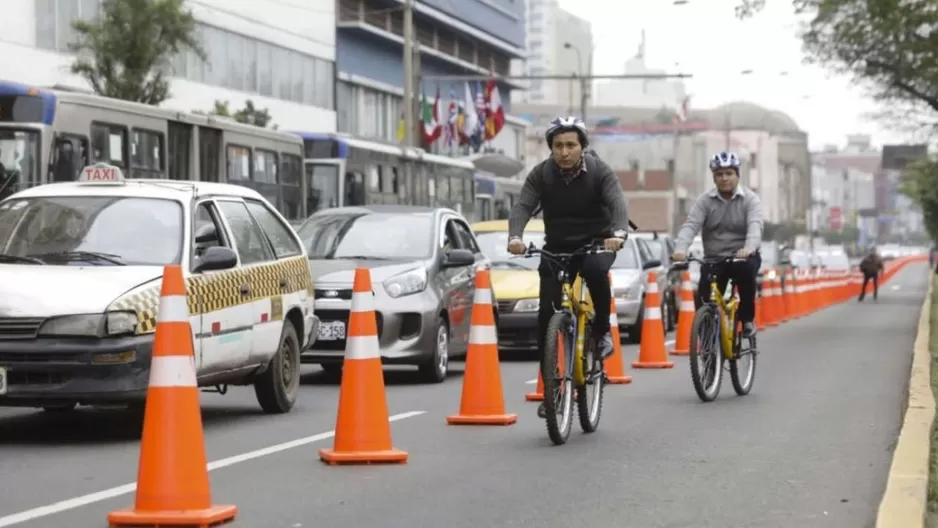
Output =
[
  {"x1": 688, "y1": 304, "x2": 723, "y2": 402},
  {"x1": 576, "y1": 320, "x2": 604, "y2": 433},
  {"x1": 729, "y1": 315, "x2": 757, "y2": 396},
  {"x1": 542, "y1": 311, "x2": 575, "y2": 445}
]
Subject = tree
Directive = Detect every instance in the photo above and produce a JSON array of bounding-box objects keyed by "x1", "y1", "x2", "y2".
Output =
[
  {"x1": 899, "y1": 159, "x2": 938, "y2": 240},
  {"x1": 197, "y1": 100, "x2": 276, "y2": 129},
  {"x1": 69, "y1": 0, "x2": 205, "y2": 105},
  {"x1": 736, "y1": 1, "x2": 938, "y2": 130}
]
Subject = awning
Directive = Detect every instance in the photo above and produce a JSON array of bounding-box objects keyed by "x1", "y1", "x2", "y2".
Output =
[{"x1": 465, "y1": 152, "x2": 525, "y2": 177}]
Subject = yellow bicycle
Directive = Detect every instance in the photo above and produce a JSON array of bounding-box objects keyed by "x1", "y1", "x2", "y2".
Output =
[
  {"x1": 524, "y1": 242, "x2": 613, "y2": 445},
  {"x1": 675, "y1": 256, "x2": 758, "y2": 402}
]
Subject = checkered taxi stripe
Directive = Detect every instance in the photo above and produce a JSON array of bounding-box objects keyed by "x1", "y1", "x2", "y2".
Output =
[{"x1": 109, "y1": 256, "x2": 313, "y2": 334}]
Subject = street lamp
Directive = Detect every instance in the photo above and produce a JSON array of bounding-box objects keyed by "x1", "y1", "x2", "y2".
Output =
[{"x1": 563, "y1": 42, "x2": 589, "y2": 121}]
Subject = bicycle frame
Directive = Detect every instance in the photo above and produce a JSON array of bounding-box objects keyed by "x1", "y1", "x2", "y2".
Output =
[
  {"x1": 558, "y1": 272, "x2": 592, "y2": 386},
  {"x1": 705, "y1": 275, "x2": 738, "y2": 360}
]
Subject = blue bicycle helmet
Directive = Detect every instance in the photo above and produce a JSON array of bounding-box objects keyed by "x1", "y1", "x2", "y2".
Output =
[
  {"x1": 545, "y1": 116, "x2": 589, "y2": 147},
  {"x1": 709, "y1": 151, "x2": 741, "y2": 172}
]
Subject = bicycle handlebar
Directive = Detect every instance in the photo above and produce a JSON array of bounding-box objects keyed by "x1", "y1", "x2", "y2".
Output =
[
  {"x1": 670, "y1": 253, "x2": 755, "y2": 271},
  {"x1": 522, "y1": 241, "x2": 614, "y2": 261}
]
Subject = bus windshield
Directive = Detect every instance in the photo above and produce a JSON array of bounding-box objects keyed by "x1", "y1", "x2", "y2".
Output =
[{"x1": 0, "y1": 128, "x2": 40, "y2": 199}]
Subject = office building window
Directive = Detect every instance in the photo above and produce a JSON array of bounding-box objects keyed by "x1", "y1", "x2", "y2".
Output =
[
  {"x1": 336, "y1": 81, "x2": 402, "y2": 143},
  {"x1": 35, "y1": 0, "x2": 335, "y2": 110}
]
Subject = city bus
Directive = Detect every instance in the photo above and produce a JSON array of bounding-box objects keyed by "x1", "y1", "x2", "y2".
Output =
[
  {"x1": 0, "y1": 79, "x2": 312, "y2": 222},
  {"x1": 289, "y1": 131, "x2": 480, "y2": 220}
]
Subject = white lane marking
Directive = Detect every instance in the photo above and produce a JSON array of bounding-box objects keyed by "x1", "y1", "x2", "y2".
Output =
[
  {"x1": 523, "y1": 339, "x2": 675, "y2": 384},
  {"x1": 0, "y1": 410, "x2": 427, "y2": 527}
]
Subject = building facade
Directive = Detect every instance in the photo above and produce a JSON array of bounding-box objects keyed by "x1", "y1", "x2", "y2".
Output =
[
  {"x1": 512, "y1": 0, "x2": 592, "y2": 108},
  {"x1": 335, "y1": 0, "x2": 528, "y2": 162},
  {"x1": 0, "y1": 0, "x2": 337, "y2": 131}
]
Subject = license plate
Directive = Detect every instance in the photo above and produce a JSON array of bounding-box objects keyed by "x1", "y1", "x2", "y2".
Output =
[
  {"x1": 0, "y1": 367, "x2": 6, "y2": 395},
  {"x1": 317, "y1": 321, "x2": 347, "y2": 341}
]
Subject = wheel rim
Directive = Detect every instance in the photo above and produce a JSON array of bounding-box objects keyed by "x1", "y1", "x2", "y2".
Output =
[
  {"x1": 586, "y1": 347, "x2": 602, "y2": 423},
  {"x1": 436, "y1": 325, "x2": 449, "y2": 376},
  {"x1": 696, "y1": 316, "x2": 721, "y2": 397},
  {"x1": 280, "y1": 335, "x2": 298, "y2": 389},
  {"x1": 736, "y1": 337, "x2": 755, "y2": 389}
]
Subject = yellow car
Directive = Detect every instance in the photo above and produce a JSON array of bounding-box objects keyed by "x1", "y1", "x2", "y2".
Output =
[{"x1": 471, "y1": 220, "x2": 546, "y2": 351}]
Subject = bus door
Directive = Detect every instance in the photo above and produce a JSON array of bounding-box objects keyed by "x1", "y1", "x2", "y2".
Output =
[
  {"x1": 304, "y1": 160, "x2": 341, "y2": 214},
  {"x1": 49, "y1": 134, "x2": 88, "y2": 183}
]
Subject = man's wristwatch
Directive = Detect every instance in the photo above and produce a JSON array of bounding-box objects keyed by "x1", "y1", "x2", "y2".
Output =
[{"x1": 613, "y1": 229, "x2": 627, "y2": 240}]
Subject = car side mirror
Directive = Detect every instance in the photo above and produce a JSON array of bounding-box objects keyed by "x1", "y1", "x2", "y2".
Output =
[
  {"x1": 643, "y1": 259, "x2": 661, "y2": 270},
  {"x1": 193, "y1": 246, "x2": 238, "y2": 273},
  {"x1": 442, "y1": 248, "x2": 475, "y2": 268},
  {"x1": 195, "y1": 224, "x2": 218, "y2": 244}
]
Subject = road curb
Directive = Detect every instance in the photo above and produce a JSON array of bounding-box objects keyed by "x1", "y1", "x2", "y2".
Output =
[{"x1": 876, "y1": 274, "x2": 934, "y2": 528}]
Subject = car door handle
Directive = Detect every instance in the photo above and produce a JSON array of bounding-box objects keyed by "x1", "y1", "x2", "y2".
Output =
[{"x1": 240, "y1": 284, "x2": 250, "y2": 296}]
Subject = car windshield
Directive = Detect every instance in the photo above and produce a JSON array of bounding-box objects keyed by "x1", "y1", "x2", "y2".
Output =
[
  {"x1": 0, "y1": 195, "x2": 183, "y2": 265},
  {"x1": 474, "y1": 231, "x2": 546, "y2": 270},
  {"x1": 298, "y1": 212, "x2": 433, "y2": 259},
  {"x1": 612, "y1": 241, "x2": 640, "y2": 269}
]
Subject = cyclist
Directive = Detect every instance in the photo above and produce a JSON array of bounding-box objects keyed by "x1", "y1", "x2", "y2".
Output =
[
  {"x1": 671, "y1": 151, "x2": 764, "y2": 338},
  {"x1": 505, "y1": 116, "x2": 630, "y2": 416},
  {"x1": 858, "y1": 246, "x2": 884, "y2": 302}
]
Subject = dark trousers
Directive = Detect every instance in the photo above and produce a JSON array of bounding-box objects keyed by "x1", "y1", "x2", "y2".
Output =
[
  {"x1": 537, "y1": 251, "x2": 615, "y2": 353},
  {"x1": 859, "y1": 272, "x2": 879, "y2": 300},
  {"x1": 696, "y1": 254, "x2": 762, "y2": 324}
]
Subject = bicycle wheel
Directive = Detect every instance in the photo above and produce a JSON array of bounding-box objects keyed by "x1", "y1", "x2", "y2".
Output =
[
  {"x1": 729, "y1": 315, "x2": 757, "y2": 396},
  {"x1": 577, "y1": 320, "x2": 604, "y2": 433},
  {"x1": 688, "y1": 304, "x2": 724, "y2": 402},
  {"x1": 542, "y1": 311, "x2": 575, "y2": 445}
]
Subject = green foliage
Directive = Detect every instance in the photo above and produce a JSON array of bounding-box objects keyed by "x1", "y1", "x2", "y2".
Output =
[
  {"x1": 196, "y1": 100, "x2": 276, "y2": 129},
  {"x1": 900, "y1": 159, "x2": 938, "y2": 240},
  {"x1": 69, "y1": 0, "x2": 204, "y2": 105}
]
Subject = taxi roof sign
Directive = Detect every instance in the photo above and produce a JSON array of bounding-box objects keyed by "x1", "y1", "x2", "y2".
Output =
[{"x1": 78, "y1": 162, "x2": 125, "y2": 184}]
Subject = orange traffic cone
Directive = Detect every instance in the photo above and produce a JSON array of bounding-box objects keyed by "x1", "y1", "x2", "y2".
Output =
[
  {"x1": 669, "y1": 271, "x2": 694, "y2": 356},
  {"x1": 448, "y1": 268, "x2": 517, "y2": 425},
  {"x1": 107, "y1": 265, "x2": 237, "y2": 527},
  {"x1": 605, "y1": 273, "x2": 632, "y2": 384},
  {"x1": 632, "y1": 271, "x2": 674, "y2": 369},
  {"x1": 525, "y1": 371, "x2": 544, "y2": 401},
  {"x1": 319, "y1": 267, "x2": 408, "y2": 465}
]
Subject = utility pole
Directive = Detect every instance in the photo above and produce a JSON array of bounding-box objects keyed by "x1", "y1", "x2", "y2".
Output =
[
  {"x1": 579, "y1": 49, "x2": 592, "y2": 122},
  {"x1": 402, "y1": 0, "x2": 415, "y2": 147}
]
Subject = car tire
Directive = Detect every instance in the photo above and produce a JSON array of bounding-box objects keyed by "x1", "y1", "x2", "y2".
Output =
[
  {"x1": 418, "y1": 319, "x2": 449, "y2": 383},
  {"x1": 628, "y1": 303, "x2": 644, "y2": 344},
  {"x1": 254, "y1": 322, "x2": 301, "y2": 414},
  {"x1": 320, "y1": 363, "x2": 342, "y2": 375}
]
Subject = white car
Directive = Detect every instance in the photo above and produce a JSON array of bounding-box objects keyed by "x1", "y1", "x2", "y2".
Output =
[{"x1": 0, "y1": 163, "x2": 318, "y2": 414}]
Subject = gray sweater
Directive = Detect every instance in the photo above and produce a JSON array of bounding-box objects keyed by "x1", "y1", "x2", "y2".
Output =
[{"x1": 674, "y1": 186, "x2": 764, "y2": 257}]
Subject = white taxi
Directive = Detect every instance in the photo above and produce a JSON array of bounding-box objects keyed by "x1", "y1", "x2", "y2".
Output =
[{"x1": 0, "y1": 163, "x2": 319, "y2": 414}]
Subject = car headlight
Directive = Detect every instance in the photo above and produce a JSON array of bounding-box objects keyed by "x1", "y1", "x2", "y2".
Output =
[
  {"x1": 513, "y1": 298, "x2": 539, "y2": 312},
  {"x1": 38, "y1": 311, "x2": 139, "y2": 337},
  {"x1": 383, "y1": 267, "x2": 428, "y2": 298},
  {"x1": 614, "y1": 282, "x2": 642, "y2": 300}
]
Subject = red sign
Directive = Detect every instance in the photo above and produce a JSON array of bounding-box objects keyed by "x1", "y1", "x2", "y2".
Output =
[
  {"x1": 828, "y1": 206, "x2": 842, "y2": 230},
  {"x1": 79, "y1": 162, "x2": 125, "y2": 182}
]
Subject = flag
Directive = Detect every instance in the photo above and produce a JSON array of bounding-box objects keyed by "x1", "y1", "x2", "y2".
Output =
[
  {"x1": 673, "y1": 95, "x2": 690, "y2": 123},
  {"x1": 396, "y1": 112, "x2": 405, "y2": 142},
  {"x1": 483, "y1": 80, "x2": 505, "y2": 140},
  {"x1": 470, "y1": 82, "x2": 486, "y2": 151},
  {"x1": 420, "y1": 90, "x2": 442, "y2": 146},
  {"x1": 443, "y1": 90, "x2": 458, "y2": 148},
  {"x1": 459, "y1": 82, "x2": 479, "y2": 146}
]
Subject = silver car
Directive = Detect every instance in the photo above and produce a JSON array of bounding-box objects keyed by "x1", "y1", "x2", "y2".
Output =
[
  {"x1": 298, "y1": 206, "x2": 489, "y2": 383},
  {"x1": 610, "y1": 238, "x2": 670, "y2": 343}
]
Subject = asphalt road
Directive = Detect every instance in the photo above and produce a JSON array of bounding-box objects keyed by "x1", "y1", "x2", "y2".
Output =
[{"x1": 0, "y1": 263, "x2": 928, "y2": 528}]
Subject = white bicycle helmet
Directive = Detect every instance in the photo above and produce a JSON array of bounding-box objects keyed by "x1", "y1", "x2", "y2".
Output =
[
  {"x1": 545, "y1": 115, "x2": 589, "y2": 147},
  {"x1": 709, "y1": 151, "x2": 741, "y2": 172}
]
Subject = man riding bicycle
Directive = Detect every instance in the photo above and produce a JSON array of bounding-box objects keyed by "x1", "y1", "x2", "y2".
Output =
[
  {"x1": 671, "y1": 151, "x2": 764, "y2": 338},
  {"x1": 505, "y1": 116, "x2": 631, "y2": 416}
]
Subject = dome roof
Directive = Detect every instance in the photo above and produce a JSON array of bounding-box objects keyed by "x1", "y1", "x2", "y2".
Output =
[{"x1": 709, "y1": 101, "x2": 801, "y2": 133}]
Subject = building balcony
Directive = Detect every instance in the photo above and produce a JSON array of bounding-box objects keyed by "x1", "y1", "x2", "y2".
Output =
[{"x1": 337, "y1": 0, "x2": 524, "y2": 90}]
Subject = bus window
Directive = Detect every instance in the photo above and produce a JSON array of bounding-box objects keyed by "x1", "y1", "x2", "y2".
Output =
[
  {"x1": 51, "y1": 135, "x2": 87, "y2": 183},
  {"x1": 198, "y1": 127, "x2": 221, "y2": 182},
  {"x1": 345, "y1": 171, "x2": 366, "y2": 205},
  {"x1": 226, "y1": 145, "x2": 251, "y2": 183},
  {"x1": 304, "y1": 162, "x2": 339, "y2": 216},
  {"x1": 0, "y1": 129, "x2": 41, "y2": 197},
  {"x1": 130, "y1": 129, "x2": 164, "y2": 178},
  {"x1": 167, "y1": 121, "x2": 191, "y2": 180},
  {"x1": 281, "y1": 154, "x2": 302, "y2": 220},
  {"x1": 91, "y1": 122, "x2": 128, "y2": 168}
]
